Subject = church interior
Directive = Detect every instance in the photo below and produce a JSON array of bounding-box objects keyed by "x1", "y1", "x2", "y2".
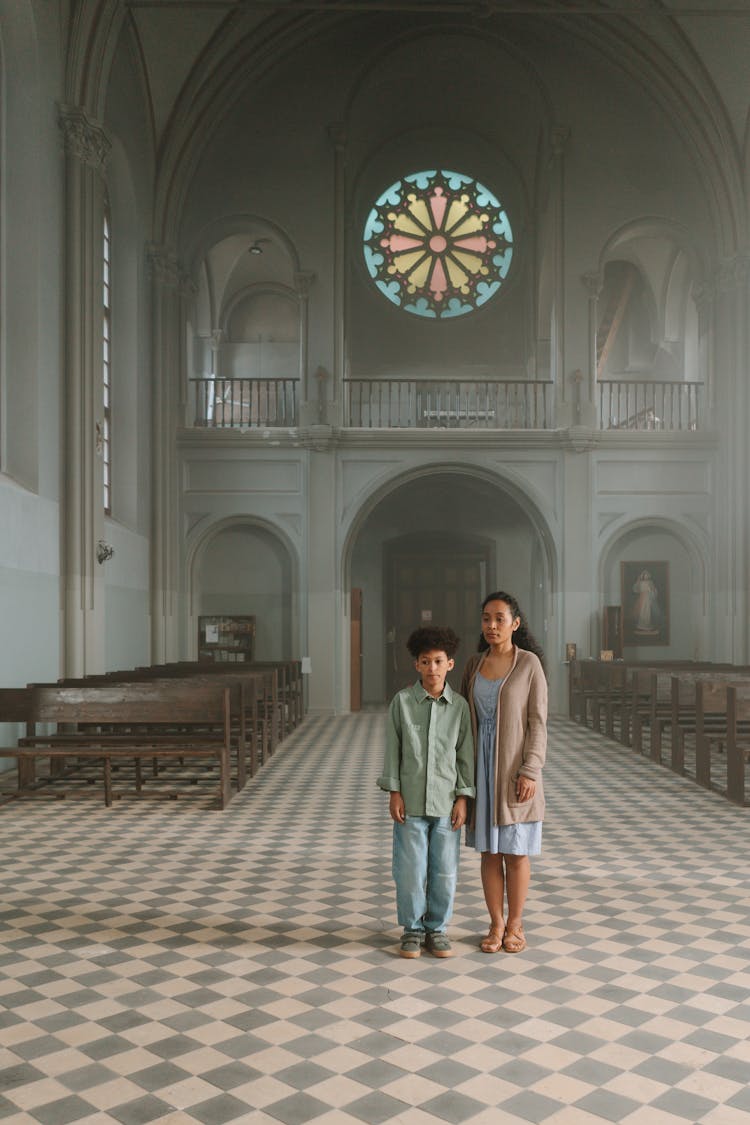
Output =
[{"x1": 1, "y1": 1, "x2": 749, "y2": 1122}]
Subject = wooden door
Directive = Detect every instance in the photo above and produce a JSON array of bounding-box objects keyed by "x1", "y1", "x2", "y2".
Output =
[
  {"x1": 350, "y1": 587, "x2": 362, "y2": 711},
  {"x1": 386, "y1": 540, "x2": 487, "y2": 698}
]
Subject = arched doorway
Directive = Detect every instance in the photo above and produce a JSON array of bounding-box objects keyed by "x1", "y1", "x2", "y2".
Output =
[
  {"x1": 384, "y1": 531, "x2": 493, "y2": 698},
  {"x1": 348, "y1": 471, "x2": 552, "y2": 706},
  {"x1": 192, "y1": 521, "x2": 295, "y2": 661}
]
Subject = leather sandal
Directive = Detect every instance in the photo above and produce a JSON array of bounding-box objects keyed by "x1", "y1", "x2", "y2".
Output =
[
  {"x1": 480, "y1": 926, "x2": 504, "y2": 953},
  {"x1": 502, "y1": 924, "x2": 526, "y2": 953}
]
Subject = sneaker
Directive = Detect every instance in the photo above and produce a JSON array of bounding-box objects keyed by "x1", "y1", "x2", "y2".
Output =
[
  {"x1": 399, "y1": 932, "x2": 422, "y2": 959},
  {"x1": 425, "y1": 932, "x2": 453, "y2": 958}
]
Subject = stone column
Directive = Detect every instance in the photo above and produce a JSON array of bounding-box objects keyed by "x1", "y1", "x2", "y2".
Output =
[
  {"x1": 582, "y1": 272, "x2": 602, "y2": 408},
  {"x1": 294, "y1": 270, "x2": 316, "y2": 421},
  {"x1": 209, "y1": 329, "x2": 224, "y2": 378},
  {"x1": 147, "y1": 243, "x2": 189, "y2": 663},
  {"x1": 304, "y1": 436, "x2": 339, "y2": 714},
  {"x1": 550, "y1": 126, "x2": 570, "y2": 400},
  {"x1": 59, "y1": 104, "x2": 110, "y2": 677},
  {"x1": 711, "y1": 257, "x2": 750, "y2": 662},
  {"x1": 327, "y1": 123, "x2": 346, "y2": 427}
]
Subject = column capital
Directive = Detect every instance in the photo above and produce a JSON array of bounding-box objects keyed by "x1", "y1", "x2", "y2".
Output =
[
  {"x1": 146, "y1": 242, "x2": 183, "y2": 288},
  {"x1": 58, "y1": 104, "x2": 110, "y2": 169},
  {"x1": 294, "y1": 270, "x2": 316, "y2": 298},
  {"x1": 714, "y1": 254, "x2": 750, "y2": 294},
  {"x1": 581, "y1": 271, "x2": 602, "y2": 298}
]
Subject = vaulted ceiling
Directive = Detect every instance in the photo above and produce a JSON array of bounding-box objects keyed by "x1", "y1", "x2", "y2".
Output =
[{"x1": 122, "y1": 0, "x2": 750, "y2": 155}]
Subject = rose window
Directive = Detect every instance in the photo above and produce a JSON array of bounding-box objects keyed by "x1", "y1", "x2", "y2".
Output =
[{"x1": 363, "y1": 169, "x2": 513, "y2": 319}]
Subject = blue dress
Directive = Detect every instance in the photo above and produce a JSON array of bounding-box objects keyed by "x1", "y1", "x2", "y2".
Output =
[{"x1": 465, "y1": 672, "x2": 542, "y2": 856}]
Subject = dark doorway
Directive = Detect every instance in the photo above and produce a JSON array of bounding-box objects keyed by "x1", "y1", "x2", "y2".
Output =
[
  {"x1": 385, "y1": 533, "x2": 492, "y2": 698},
  {"x1": 350, "y1": 587, "x2": 363, "y2": 711}
]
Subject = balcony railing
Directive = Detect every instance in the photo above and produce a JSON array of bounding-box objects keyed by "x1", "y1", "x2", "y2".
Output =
[
  {"x1": 191, "y1": 377, "x2": 299, "y2": 428},
  {"x1": 344, "y1": 379, "x2": 553, "y2": 429},
  {"x1": 598, "y1": 380, "x2": 702, "y2": 431},
  {"x1": 188, "y1": 375, "x2": 704, "y2": 434}
]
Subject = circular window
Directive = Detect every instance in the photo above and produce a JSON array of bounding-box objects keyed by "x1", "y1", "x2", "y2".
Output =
[{"x1": 363, "y1": 169, "x2": 513, "y2": 319}]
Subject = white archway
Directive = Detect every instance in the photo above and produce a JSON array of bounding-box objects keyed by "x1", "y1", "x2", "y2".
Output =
[
  {"x1": 186, "y1": 515, "x2": 300, "y2": 663},
  {"x1": 341, "y1": 462, "x2": 559, "y2": 707}
]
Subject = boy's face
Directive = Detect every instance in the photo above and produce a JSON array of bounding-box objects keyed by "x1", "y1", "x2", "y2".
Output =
[{"x1": 415, "y1": 649, "x2": 454, "y2": 697}]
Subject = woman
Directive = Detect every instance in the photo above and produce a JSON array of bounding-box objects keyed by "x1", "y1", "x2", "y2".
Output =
[{"x1": 460, "y1": 591, "x2": 547, "y2": 953}]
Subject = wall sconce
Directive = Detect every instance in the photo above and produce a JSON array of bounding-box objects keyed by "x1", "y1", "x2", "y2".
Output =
[{"x1": 96, "y1": 540, "x2": 115, "y2": 564}]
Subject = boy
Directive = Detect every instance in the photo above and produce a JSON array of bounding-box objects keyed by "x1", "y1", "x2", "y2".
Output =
[{"x1": 377, "y1": 626, "x2": 475, "y2": 958}]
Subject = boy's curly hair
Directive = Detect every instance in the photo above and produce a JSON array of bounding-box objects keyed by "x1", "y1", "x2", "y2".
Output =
[{"x1": 406, "y1": 626, "x2": 460, "y2": 660}]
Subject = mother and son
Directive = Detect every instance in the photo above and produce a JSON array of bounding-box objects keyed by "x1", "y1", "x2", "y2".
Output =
[{"x1": 377, "y1": 591, "x2": 548, "y2": 959}]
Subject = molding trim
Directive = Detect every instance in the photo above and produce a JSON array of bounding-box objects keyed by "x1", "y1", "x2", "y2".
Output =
[{"x1": 58, "y1": 103, "x2": 110, "y2": 169}]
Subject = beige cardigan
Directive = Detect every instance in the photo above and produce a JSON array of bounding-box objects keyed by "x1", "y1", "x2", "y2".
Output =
[{"x1": 460, "y1": 647, "x2": 548, "y2": 826}]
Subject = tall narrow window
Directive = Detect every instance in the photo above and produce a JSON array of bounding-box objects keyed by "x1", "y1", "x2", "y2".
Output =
[{"x1": 102, "y1": 200, "x2": 112, "y2": 515}]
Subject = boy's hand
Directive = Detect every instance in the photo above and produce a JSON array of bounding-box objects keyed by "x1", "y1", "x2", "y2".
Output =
[
  {"x1": 389, "y1": 791, "x2": 405, "y2": 823},
  {"x1": 451, "y1": 796, "x2": 467, "y2": 830}
]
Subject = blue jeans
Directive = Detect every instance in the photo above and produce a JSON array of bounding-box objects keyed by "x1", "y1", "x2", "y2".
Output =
[{"x1": 392, "y1": 815, "x2": 460, "y2": 934}]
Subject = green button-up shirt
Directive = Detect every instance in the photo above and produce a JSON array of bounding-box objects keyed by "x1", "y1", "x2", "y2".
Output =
[{"x1": 377, "y1": 680, "x2": 475, "y2": 817}]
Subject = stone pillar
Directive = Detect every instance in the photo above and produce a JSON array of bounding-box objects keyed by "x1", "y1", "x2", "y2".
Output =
[
  {"x1": 582, "y1": 271, "x2": 602, "y2": 409},
  {"x1": 59, "y1": 104, "x2": 110, "y2": 677},
  {"x1": 304, "y1": 434, "x2": 339, "y2": 714},
  {"x1": 711, "y1": 257, "x2": 750, "y2": 663},
  {"x1": 147, "y1": 243, "x2": 190, "y2": 663},
  {"x1": 209, "y1": 329, "x2": 224, "y2": 377},
  {"x1": 550, "y1": 126, "x2": 570, "y2": 400},
  {"x1": 328, "y1": 123, "x2": 346, "y2": 427},
  {"x1": 294, "y1": 270, "x2": 316, "y2": 420}
]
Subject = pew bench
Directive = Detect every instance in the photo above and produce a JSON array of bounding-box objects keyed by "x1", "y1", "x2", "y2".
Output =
[
  {"x1": 693, "y1": 680, "x2": 750, "y2": 804},
  {"x1": 1, "y1": 681, "x2": 235, "y2": 807}
]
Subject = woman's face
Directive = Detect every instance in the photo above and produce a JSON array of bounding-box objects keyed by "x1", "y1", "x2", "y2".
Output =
[{"x1": 481, "y1": 599, "x2": 520, "y2": 647}]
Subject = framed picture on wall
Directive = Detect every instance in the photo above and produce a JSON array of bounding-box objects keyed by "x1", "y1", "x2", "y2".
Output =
[{"x1": 621, "y1": 562, "x2": 669, "y2": 646}]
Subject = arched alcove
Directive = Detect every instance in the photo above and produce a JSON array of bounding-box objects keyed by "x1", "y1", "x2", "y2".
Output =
[
  {"x1": 188, "y1": 224, "x2": 307, "y2": 426},
  {"x1": 221, "y1": 285, "x2": 299, "y2": 382},
  {"x1": 599, "y1": 520, "x2": 706, "y2": 661},
  {"x1": 597, "y1": 222, "x2": 704, "y2": 385},
  {"x1": 192, "y1": 521, "x2": 295, "y2": 661},
  {"x1": 347, "y1": 469, "x2": 555, "y2": 705}
]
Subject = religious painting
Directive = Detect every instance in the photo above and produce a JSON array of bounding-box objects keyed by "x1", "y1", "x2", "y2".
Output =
[{"x1": 621, "y1": 562, "x2": 669, "y2": 646}]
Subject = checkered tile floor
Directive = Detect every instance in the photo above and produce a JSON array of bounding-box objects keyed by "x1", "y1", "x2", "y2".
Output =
[{"x1": 0, "y1": 713, "x2": 749, "y2": 1124}]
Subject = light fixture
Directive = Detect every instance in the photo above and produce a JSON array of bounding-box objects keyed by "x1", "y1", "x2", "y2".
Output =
[
  {"x1": 96, "y1": 540, "x2": 115, "y2": 564},
  {"x1": 249, "y1": 238, "x2": 270, "y2": 255}
]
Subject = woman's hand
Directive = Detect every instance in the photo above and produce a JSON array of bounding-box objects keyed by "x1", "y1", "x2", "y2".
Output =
[
  {"x1": 389, "y1": 791, "x2": 405, "y2": 823},
  {"x1": 516, "y1": 775, "x2": 536, "y2": 802}
]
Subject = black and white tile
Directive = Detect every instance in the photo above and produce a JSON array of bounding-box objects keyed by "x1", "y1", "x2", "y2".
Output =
[{"x1": 0, "y1": 712, "x2": 748, "y2": 1124}]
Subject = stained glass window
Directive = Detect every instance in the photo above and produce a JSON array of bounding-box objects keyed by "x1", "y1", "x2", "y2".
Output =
[{"x1": 363, "y1": 169, "x2": 513, "y2": 319}]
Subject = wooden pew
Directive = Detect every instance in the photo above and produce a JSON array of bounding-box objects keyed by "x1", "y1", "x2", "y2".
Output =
[
  {"x1": 568, "y1": 660, "x2": 600, "y2": 725},
  {"x1": 590, "y1": 662, "x2": 630, "y2": 742},
  {"x1": 694, "y1": 679, "x2": 750, "y2": 802},
  {"x1": 0, "y1": 687, "x2": 37, "y2": 786},
  {"x1": 1, "y1": 680, "x2": 235, "y2": 807},
  {"x1": 725, "y1": 685, "x2": 750, "y2": 805},
  {"x1": 59, "y1": 667, "x2": 265, "y2": 783},
  {"x1": 132, "y1": 661, "x2": 281, "y2": 767},
  {"x1": 160, "y1": 659, "x2": 305, "y2": 749}
]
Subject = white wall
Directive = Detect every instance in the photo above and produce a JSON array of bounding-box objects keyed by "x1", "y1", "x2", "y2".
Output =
[
  {"x1": 197, "y1": 524, "x2": 293, "y2": 661},
  {"x1": 0, "y1": 2, "x2": 65, "y2": 710}
]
